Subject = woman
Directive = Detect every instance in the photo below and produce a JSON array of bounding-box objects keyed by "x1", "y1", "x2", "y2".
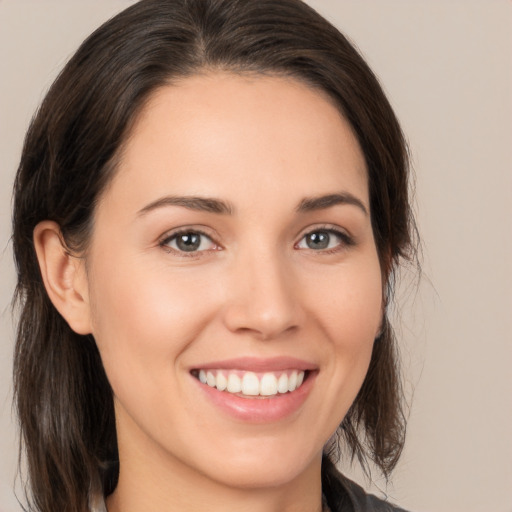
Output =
[{"x1": 12, "y1": 0, "x2": 416, "y2": 511}]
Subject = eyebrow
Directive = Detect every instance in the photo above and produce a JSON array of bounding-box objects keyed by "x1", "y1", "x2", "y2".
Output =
[
  {"x1": 137, "y1": 192, "x2": 368, "y2": 217},
  {"x1": 296, "y1": 193, "x2": 368, "y2": 215},
  {"x1": 137, "y1": 196, "x2": 234, "y2": 216}
]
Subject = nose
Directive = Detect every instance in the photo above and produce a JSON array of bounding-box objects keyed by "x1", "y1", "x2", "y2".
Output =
[{"x1": 221, "y1": 249, "x2": 302, "y2": 340}]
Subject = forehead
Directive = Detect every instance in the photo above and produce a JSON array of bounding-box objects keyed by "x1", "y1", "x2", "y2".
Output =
[{"x1": 105, "y1": 72, "x2": 368, "y2": 212}]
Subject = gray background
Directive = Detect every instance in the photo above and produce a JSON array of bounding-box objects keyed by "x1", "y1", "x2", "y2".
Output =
[{"x1": 1, "y1": 1, "x2": 511, "y2": 511}]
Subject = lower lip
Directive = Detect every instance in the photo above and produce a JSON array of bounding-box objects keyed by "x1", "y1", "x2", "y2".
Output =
[{"x1": 194, "y1": 372, "x2": 316, "y2": 423}]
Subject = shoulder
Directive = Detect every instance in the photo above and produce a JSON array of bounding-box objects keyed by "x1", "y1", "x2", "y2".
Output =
[
  {"x1": 340, "y1": 476, "x2": 409, "y2": 512},
  {"x1": 322, "y1": 460, "x2": 410, "y2": 512}
]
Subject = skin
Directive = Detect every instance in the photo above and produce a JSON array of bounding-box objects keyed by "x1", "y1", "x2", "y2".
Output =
[{"x1": 34, "y1": 73, "x2": 383, "y2": 512}]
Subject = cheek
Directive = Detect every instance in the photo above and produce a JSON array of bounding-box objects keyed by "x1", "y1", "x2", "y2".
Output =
[
  {"x1": 86, "y1": 259, "x2": 218, "y2": 390},
  {"x1": 307, "y1": 255, "x2": 383, "y2": 401},
  {"x1": 311, "y1": 258, "x2": 383, "y2": 343}
]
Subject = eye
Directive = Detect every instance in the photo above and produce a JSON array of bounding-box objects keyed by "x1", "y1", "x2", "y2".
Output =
[
  {"x1": 296, "y1": 229, "x2": 352, "y2": 251},
  {"x1": 161, "y1": 230, "x2": 217, "y2": 253}
]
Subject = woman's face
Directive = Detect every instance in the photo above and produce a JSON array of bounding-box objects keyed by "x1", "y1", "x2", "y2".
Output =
[{"x1": 83, "y1": 73, "x2": 382, "y2": 490}]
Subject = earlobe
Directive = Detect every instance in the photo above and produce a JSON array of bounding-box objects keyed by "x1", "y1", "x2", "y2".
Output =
[{"x1": 33, "y1": 221, "x2": 93, "y2": 335}]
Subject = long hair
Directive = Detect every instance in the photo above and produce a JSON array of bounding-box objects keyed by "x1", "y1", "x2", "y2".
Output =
[{"x1": 12, "y1": 1, "x2": 416, "y2": 510}]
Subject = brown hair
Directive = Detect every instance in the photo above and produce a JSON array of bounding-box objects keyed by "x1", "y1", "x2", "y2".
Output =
[{"x1": 12, "y1": 0, "x2": 416, "y2": 510}]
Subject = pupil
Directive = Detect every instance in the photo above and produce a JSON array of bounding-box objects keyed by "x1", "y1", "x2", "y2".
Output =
[
  {"x1": 177, "y1": 233, "x2": 200, "y2": 252},
  {"x1": 307, "y1": 231, "x2": 329, "y2": 249}
]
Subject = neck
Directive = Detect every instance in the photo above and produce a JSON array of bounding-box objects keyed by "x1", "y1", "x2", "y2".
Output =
[
  {"x1": 108, "y1": 472, "x2": 324, "y2": 512},
  {"x1": 106, "y1": 418, "x2": 324, "y2": 512},
  {"x1": 107, "y1": 461, "x2": 323, "y2": 512}
]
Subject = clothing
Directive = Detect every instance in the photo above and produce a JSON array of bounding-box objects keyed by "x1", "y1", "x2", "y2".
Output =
[
  {"x1": 90, "y1": 461, "x2": 409, "y2": 512},
  {"x1": 322, "y1": 460, "x2": 409, "y2": 512}
]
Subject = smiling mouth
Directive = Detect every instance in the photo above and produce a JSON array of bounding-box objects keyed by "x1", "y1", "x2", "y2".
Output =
[{"x1": 191, "y1": 369, "x2": 308, "y2": 397}]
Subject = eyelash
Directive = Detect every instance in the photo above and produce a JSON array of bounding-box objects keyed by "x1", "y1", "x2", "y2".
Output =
[
  {"x1": 158, "y1": 225, "x2": 354, "y2": 257},
  {"x1": 295, "y1": 225, "x2": 355, "y2": 254},
  {"x1": 159, "y1": 228, "x2": 219, "y2": 258}
]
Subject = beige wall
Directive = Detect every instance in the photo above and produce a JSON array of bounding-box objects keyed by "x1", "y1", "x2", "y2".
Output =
[{"x1": 1, "y1": 1, "x2": 510, "y2": 511}]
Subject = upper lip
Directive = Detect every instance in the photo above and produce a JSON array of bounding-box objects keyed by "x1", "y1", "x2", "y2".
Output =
[{"x1": 190, "y1": 356, "x2": 317, "y2": 372}]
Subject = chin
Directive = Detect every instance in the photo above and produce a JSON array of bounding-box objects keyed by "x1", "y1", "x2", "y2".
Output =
[
  {"x1": 188, "y1": 438, "x2": 322, "y2": 491},
  {"x1": 207, "y1": 462, "x2": 313, "y2": 490}
]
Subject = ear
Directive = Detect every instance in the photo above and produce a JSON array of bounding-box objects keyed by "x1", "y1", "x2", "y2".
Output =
[{"x1": 33, "y1": 221, "x2": 93, "y2": 335}]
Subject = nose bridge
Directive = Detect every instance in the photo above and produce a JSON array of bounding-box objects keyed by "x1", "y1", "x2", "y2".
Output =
[{"x1": 222, "y1": 241, "x2": 300, "y2": 339}]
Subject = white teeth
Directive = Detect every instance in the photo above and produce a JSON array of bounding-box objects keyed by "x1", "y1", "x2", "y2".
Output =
[
  {"x1": 216, "y1": 371, "x2": 227, "y2": 391},
  {"x1": 197, "y1": 369, "x2": 306, "y2": 396},
  {"x1": 288, "y1": 370, "x2": 298, "y2": 392},
  {"x1": 277, "y1": 373, "x2": 289, "y2": 394},
  {"x1": 242, "y1": 372, "x2": 260, "y2": 396},
  {"x1": 260, "y1": 373, "x2": 278, "y2": 396},
  {"x1": 227, "y1": 373, "x2": 242, "y2": 393},
  {"x1": 206, "y1": 371, "x2": 216, "y2": 387}
]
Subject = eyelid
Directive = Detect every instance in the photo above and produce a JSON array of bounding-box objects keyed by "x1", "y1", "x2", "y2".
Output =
[
  {"x1": 295, "y1": 224, "x2": 355, "y2": 251},
  {"x1": 158, "y1": 226, "x2": 222, "y2": 255}
]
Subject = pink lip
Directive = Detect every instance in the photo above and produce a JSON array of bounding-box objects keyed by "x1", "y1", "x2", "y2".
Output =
[
  {"x1": 189, "y1": 357, "x2": 318, "y2": 423},
  {"x1": 191, "y1": 356, "x2": 317, "y2": 372}
]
